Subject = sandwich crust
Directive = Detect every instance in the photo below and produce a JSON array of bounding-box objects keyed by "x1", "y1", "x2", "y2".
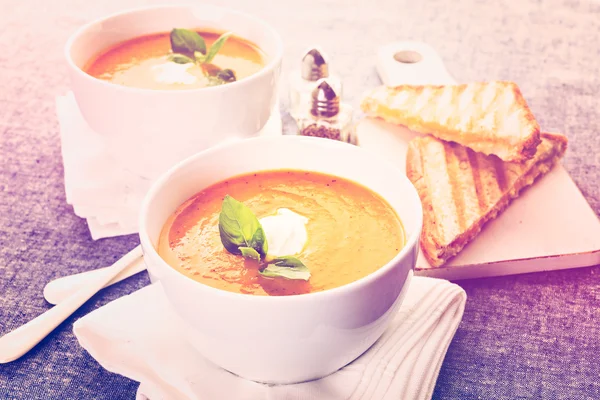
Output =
[
  {"x1": 406, "y1": 132, "x2": 567, "y2": 267},
  {"x1": 361, "y1": 81, "x2": 542, "y2": 162}
]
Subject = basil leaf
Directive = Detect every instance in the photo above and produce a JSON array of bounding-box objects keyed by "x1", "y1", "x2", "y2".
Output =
[
  {"x1": 203, "y1": 66, "x2": 235, "y2": 86},
  {"x1": 217, "y1": 68, "x2": 236, "y2": 82},
  {"x1": 169, "y1": 54, "x2": 194, "y2": 64},
  {"x1": 259, "y1": 256, "x2": 311, "y2": 281},
  {"x1": 194, "y1": 51, "x2": 206, "y2": 63},
  {"x1": 170, "y1": 28, "x2": 206, "y2": 55},
  {"x1": 249, "y1": 226, "x2": 268, "y2": 256},
  {"x1": 239, "y1": 247, "x2": 260, "y2": 261},
  {"x1": 203, "y1": 32, "x2": 232, "y2": 64},
  {"x1": 218, "y1": 195, "x2": 267, "y2": 257}
]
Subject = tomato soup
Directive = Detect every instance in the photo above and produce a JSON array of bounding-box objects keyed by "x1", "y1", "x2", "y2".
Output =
[
  {"x1": 157, "y1": 170, "x2": 405, "y2": 296},
  {"x1": 84, "y1": 31, "x2": 265, "y2": 90}
]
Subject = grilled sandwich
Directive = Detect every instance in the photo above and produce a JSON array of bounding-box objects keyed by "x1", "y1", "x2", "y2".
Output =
[
  {"x1": 406, "y1": 132, "x2": 568, "y2": 267},
  {"x1": 361, "y1": 81, "x2": 541, "y2": 162}
]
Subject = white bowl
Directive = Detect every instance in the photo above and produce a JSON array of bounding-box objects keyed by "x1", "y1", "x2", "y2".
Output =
[
  {"x1": 139, "y1": 136, "x2": 423, "y2": 384},
  {"x1": 65, "y1": 4, "x2": 283, "y2": 180}
]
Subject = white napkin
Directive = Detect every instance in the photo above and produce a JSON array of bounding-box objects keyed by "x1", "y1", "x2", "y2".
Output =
[
  {"x1": 74, "y1": 277, "x2": 466, "y2": 400},
  {"x1": 55, "y1": 92, "x2": 283, "y2": 240}
]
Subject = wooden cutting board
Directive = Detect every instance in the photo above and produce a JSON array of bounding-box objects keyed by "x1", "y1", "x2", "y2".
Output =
[{"x1": 356, "y1": 42, "x2": 600, "y2": 280}]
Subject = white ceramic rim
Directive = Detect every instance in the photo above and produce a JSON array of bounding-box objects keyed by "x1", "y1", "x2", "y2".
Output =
[
  {"x1": 63, "y1": 3, "x2": 284, "y2": 94},
  {"x1": 139, "y1": 135, "x2": 423, "y2": 303}
]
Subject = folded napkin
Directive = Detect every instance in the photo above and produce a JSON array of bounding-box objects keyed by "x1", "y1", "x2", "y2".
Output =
[
  {"x1": 55, "y1": 92, "x2": 283, "y2": 240},
  {"x1": 73, "y1": 276, "x2": 466, "y2": 400}
]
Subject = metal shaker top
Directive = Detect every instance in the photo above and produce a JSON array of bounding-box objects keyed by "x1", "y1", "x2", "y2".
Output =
[
  {"x1": 301, "y1": 48, "x2": 329, "y2": 81},
  {"x1": 310, "y1": 79, "x2": 340, "y2": 118}
]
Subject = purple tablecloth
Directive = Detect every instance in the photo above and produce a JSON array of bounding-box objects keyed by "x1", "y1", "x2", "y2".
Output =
[{"x1": 1, "y1": 0, "x2": 599, "y2": 398}]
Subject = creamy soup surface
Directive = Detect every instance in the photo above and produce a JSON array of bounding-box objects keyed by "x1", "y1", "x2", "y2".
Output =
[
  {"x1": 157, "y1": 170, "x2": 405, "y2": 296},
  {"x1": 85, "y1": 31, "x2": 265, "y2": 90}
]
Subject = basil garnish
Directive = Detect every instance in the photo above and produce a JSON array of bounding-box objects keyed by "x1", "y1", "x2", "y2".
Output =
[
  {"x1": 260, "y1": 257, "x2": 310, "y2": 281},
  {"x1": 169, "y1": 54, "x2": 194, "y2": 64},
  {"x1": 218, "y1": 196, "x2": 311, "y2": 281},
  {"x1": 239, "y1": 247, "x2": 260, "y2": 261},
  {"x1": 170, "y1": 28, "x2": 206, "y2": 55},
  {"x1": 168, "y1": 29, "x2": 237, "y2": 86},
  {"x1": 216, "y1": 69, "x2": 236, "y2": 83},
  {"x1": 219, "y1": 195, "x2": 268, "y2": 258},
  {"x1": 203, "y1": 32, "x2": 232, "y2": 64}
]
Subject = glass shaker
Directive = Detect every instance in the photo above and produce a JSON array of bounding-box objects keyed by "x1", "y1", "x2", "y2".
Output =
[
  {"x1": 288, "y1": 48, "x2": 343, "y2": 121},
  {"x1": 296, "y1": 79, "x2": 356, "y2": 144}
]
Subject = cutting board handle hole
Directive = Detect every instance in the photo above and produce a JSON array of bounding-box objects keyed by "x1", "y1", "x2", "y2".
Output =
[{"x1": 393, "y1": 50, "x2": 423, "y2": 64}]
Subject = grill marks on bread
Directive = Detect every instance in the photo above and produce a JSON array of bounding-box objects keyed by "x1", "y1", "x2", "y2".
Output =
[
  {"x1": 361, "y1": 81, "x2": 542, "y2": 162},
  {"x1": 407, "y1": 133, "x2": 568, "y2": 267}
]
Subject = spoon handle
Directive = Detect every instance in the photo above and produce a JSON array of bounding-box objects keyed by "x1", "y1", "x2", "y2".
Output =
[
  {"x1": 43, "y1": 251, "x2": 146, "y2": 305},
  {"x1": 0, "y1": 245, "x2": 142, "y2": 364}
]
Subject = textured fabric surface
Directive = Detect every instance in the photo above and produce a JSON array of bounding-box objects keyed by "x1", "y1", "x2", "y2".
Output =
[{"x1": 0, "y1": 0, "x2": 599, "y2": 399}]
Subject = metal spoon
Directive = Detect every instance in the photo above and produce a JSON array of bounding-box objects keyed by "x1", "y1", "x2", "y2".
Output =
[{"x1": 0, "y1": 245, "x2": 143, "y2": 364}]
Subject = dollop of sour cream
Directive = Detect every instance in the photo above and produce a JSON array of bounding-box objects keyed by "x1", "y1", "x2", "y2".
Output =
[
  {"x1": 152, "y1": 62, "x2": 198, "y2": 85},
  {"x1": 259, "y1": 208, "x2": 308, "y2": 257}
]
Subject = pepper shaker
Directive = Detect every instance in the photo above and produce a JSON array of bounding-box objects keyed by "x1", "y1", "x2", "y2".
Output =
[
  {"x1": 297, "y1": 79, "x2": 356, "y2": 144},
  {"x1": 288, "y1": 48, "x2": 343, "y2": 121}
]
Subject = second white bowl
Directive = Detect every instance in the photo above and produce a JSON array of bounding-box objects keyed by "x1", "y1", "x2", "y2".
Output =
[{"x1": 65, "y1": 5, "x2": 283, "y2": 179}]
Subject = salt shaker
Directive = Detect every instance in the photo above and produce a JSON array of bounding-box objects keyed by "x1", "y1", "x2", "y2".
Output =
[
  {"x1": 297, "y1": 79, "x2": 356, "y2": 144},
  {"x1": 288, "y1": 48, "x2": 343, "y2": 121}
]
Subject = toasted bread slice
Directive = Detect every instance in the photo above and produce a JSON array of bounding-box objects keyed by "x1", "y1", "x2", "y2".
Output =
[
  {"x1": 361, "y1": 81, "x2": 542, "y2": 162},
  {"x1": 406, "y1": 132, "x2": 567, "y2": 267}
]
